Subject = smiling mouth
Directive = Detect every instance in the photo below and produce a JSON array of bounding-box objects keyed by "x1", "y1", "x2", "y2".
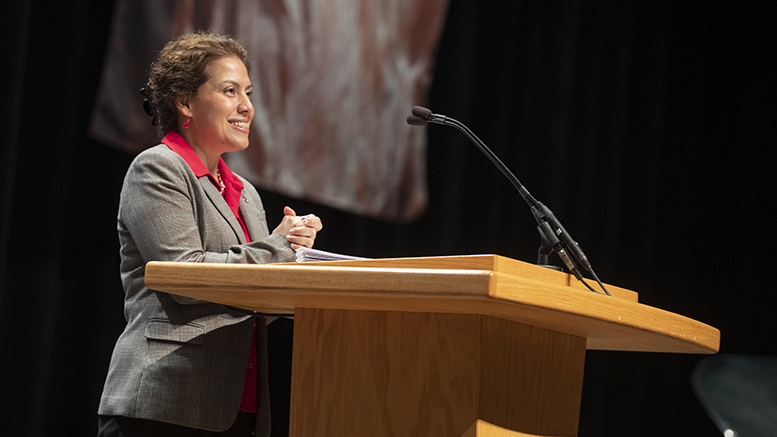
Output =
[{"x1": 230, "y1": 121, "x2": 250, "y2": 130}]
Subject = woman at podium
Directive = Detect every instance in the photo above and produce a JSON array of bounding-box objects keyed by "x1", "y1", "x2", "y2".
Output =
[{"x1": 97, "y1": 32, "x2": 322, "y2": 437}]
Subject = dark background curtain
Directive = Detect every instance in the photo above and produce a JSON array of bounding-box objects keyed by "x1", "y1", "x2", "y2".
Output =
[{"x1": 1, "y1": 0, "x2": 773, "y2": 435}]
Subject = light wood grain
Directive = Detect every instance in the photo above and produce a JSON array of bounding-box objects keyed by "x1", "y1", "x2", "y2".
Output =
[
  {"x1": 289, "y1": 309, "x2": 584, "y2": 437},
  {"x1": 294, "y1": 255, "x2": 639, "y2": 302},
  {"x1": 477, "y1": 317, "x2": 585, "y2": 436},
  {"x1": 461, "y1": 420, "x2": 564, "y2": 437},
  {"x1": 289, "y1": 309, "x2": 479, "y2": 436},
  {"x1": 144, "y1": 258, "x2": 719, "y2": 354},
  {"x1": 143, "y1": 255, "x2": 720, "y2": 436}
]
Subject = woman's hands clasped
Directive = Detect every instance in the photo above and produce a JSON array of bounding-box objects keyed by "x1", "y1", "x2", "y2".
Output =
[{"x1": 273, "y1": 206, "x2": 323, "y2": 250}]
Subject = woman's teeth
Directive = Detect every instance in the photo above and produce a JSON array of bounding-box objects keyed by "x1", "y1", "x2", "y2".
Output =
[{"x1": 230, "y1": 121, "x2": 249, "y2": 129}]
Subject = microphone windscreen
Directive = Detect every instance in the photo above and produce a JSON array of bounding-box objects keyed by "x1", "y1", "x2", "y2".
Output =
[
  {"x1": 411, "y1": 106, "x2": 432, "y2": 119},
  {"x1": 406, "y1": 115, "x2": 428, "y2": 126}
]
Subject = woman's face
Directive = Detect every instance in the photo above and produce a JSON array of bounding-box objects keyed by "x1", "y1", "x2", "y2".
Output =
[{"x1": 183, "y1": 56, "x2": 254, "y2": 155}]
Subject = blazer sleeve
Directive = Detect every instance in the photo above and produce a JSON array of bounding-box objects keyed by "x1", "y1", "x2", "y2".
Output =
[{"x1": 118, "y1": 147, "x2": 296, "y2": 304}]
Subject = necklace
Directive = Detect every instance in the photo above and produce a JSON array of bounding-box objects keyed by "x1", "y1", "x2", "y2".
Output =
[{"x1": 216, "y1": 169, "x2": 225, "y2": 194}]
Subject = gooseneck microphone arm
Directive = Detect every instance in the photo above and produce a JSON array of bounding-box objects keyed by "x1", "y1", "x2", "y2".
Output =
[
  {"x1": 408, "y1": 106, "x2": 610, "y2": 296},
  {"x1": 410, "y1": 109, "x2": 535, "y2": 207}
]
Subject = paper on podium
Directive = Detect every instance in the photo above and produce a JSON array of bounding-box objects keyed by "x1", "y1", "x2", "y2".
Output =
[{"x1": 295, "y1": 247, "x2": 369, "y2": 263}]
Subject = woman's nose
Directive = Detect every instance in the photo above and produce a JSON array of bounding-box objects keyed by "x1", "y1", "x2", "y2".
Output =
[{"x1": 238, "y1": 93, "x2": 253, "y2": 113}]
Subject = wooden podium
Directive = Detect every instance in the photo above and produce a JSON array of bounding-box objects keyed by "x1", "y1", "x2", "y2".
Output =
[{"x1": 145, "y1": 255, "x2": 720, "y2": 437}]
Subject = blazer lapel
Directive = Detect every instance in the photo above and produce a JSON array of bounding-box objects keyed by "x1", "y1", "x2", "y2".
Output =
[
  {"x1": 240, "y1": 194, "x2": 268, "y2": 241},
  {"x1": 200, "y1": 176, "x2": 246, "y2": 244}
]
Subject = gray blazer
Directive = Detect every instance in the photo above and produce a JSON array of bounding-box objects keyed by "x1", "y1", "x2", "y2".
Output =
[{"x1": 98, "y1": 144, "x2": 296, "y2": 435}]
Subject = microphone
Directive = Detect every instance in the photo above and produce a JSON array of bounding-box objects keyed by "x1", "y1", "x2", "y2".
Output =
[
  {"x1": 406, "y1": 106, "x2": 430, "y2": 126},
  {"x1": 407, "y1": 106, "x2": 610, "y2": 295}
]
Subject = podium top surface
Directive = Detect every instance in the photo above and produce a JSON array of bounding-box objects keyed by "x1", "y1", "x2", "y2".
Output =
[{"x1": 144, "y1": 254, "x2": 720, "y2": 354}]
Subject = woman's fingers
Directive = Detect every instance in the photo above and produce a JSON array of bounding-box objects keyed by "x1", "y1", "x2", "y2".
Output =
[
  {"x1": 299, "y1": 214, "x2": 323, "y2": 231},
  {"x1": 286, "y1": 223, "x2": 318, "y2": 249},
  {"x1": 273, "y1": 207, "x2": 322, "y2": 248}
]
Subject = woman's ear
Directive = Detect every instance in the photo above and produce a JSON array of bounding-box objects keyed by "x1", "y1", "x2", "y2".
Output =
[{"x1": 175, "y1": 97, "x2": 193, "y2": 118}]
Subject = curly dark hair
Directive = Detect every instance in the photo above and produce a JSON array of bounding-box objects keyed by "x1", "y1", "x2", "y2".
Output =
[{"x1": 143, "y1": 31, "x2": 251, "y2": 140}]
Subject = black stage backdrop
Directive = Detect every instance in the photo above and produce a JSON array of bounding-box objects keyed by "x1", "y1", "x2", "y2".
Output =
[{"x1": 1, "y1": 1, "x2": 774, "y2": 436}]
